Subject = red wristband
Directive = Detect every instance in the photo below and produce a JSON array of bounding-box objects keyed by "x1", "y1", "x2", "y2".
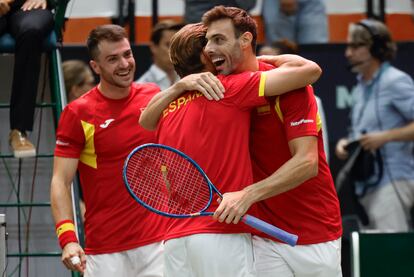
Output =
[{"x1": 56, "y1": 220, "x2": 78, "y2": 249}]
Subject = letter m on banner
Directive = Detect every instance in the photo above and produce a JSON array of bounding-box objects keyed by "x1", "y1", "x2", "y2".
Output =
[{"x1": 336, "y1": 85, "x2": 356, "y2": 109}]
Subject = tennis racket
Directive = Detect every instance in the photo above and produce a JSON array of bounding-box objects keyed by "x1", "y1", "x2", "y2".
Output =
[{"x1": 123, "y1": 143, "x2": 298, "y2": 246}]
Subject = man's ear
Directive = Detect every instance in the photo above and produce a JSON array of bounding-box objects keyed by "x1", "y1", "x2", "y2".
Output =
[
  {"x1": 240, "y1": 32, "x2": 253, "y2": 49},
  {"x1": 89, "y1": 60, "x2": 100, "y2": 75}
]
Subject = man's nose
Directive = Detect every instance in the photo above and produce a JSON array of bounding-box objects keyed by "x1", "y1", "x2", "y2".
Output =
[
  {"x1": 205, "y1": 41, "x2": 214, "y2": 54},
  {"x1": 119, "y1": 57, "x2": 129, "y2": 67}
]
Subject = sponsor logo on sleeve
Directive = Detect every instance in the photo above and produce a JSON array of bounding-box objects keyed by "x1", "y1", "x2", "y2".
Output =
[
  {"x1": 56, "y1": 140, "x2": 70, "y2": 146},
  {"x1": 290, "y1": 119, "x2": 314, "y2": 126}
]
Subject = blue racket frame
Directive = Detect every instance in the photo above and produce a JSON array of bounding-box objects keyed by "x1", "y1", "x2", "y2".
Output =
[
  {"x1": 123, "y1": 143, "x2": 298, "y2": 246},
  {"x1": 123, "y1": 143, "x2": 216, "y2": 218}
]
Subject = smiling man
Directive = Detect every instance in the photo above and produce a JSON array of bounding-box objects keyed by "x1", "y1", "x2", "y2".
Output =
[
  {"x1": 201, "y1": 6, "x2": 342, "y2": 277},
  {"x1": 50, "y1": 25, "x2": 168, "y2": 276}
]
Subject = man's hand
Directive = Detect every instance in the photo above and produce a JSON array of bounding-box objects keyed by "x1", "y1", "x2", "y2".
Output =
[
  {"x1": 280, "y1": 0, "x2": 298, "y2": 16},
  {"x1": 21, "y1": 0, "x2": 46, "y2": 11},
  {"x1": 213, "y1": 190, "x2": 254, "y2": 224},
  {"x1": 61, "y1": 242, "x2": 86, "y2": 274},
  {"x1": 178, "y1": 72, "x2": 225, "y2": 101},
  {"x1": 257, "y1": 55, "x2": 281, "y2": 67},
  {"x1": 0, "y1": 0, "x2": 14, "y2": 16},
  {"x1": 359, "y1": 131, "x2": 389, "y2": 151},
  {"x1": 335, "y1": 138, "x2": 349, "y2": 160},
  {"x1": 257, "y1": 54, "x2": 313, "y2": 68}
]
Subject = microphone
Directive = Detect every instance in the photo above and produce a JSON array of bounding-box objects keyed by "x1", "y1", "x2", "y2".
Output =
[
  {"x1": 346, "y1": 60, "x2": 368, "y2": 70},
  {"x1": 346, "y1": 59, "x2": 370, "y2": 71}
]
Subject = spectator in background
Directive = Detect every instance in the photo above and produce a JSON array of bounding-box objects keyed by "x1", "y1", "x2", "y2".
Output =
[
  {"x1": 262, "y1": 0, "x2": 328, "y2": 44},
  {"x1": 136, "y1": 20, "x2": 184, "y2": 90},
  {"x1": 62, "y1": 60, "x2": 95, "y2": 103},
  {"x1": 184, "y1": 0, "x2": 256, "y2": 23},
  {"x1": 335, "y1": 19, "x2": 414, "y2": 232},
  {"x1": 259, "y1": 38, "x2": 330, "y2": 161},
  {"x1": 0, "y1": 0, "x2": 54, "y2": 158}
]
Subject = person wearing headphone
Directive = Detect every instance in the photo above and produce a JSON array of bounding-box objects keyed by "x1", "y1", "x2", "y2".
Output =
[{"x1": 335, "y1": 19, "x2": 414, "y2": 232}]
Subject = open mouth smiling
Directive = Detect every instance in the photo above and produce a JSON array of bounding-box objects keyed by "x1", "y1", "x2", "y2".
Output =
[{"x1": 212, "y1": 57, "x2": 225, "y2": 67}]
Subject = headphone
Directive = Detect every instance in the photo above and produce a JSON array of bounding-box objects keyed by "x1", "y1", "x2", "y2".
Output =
[{"x1": 355, "y1": 19, "x2": 388, "y2": 60}]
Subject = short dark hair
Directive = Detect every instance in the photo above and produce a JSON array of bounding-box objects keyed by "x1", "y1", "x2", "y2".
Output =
[
  {"x1": 87, "y1": 24, "x2": 128, "y2": 60},
  {"x1": 202, "y1": 5, "x2": 258, "y2": 52},
  {"x1": 150, "y1": 20, "x2": 185, "y2": 45}
]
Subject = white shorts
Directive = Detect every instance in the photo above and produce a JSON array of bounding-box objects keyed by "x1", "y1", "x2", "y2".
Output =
[
  {"x1": 85, "y1": 241, "x2": 164, "y2": 277},
  {"x1": 164, "y1": 233, "x2": 256, "y2": 277},
  {"x1": 253, "y1": 236, "x2": 342, "y2": 277}
]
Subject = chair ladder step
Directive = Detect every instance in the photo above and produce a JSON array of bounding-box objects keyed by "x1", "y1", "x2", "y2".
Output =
[{"x1": 7, "y1": 252, "x2": 61, "y2": 257}]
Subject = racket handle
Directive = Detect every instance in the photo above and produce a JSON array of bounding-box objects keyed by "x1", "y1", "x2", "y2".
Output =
[{"x1": 242, "y1": 214, "x2": 298, "y2": 246}]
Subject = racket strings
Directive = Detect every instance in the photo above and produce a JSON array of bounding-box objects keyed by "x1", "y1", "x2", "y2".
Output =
[{"x1": 126, "y1": 147, "x2": 211, "y2": 215}]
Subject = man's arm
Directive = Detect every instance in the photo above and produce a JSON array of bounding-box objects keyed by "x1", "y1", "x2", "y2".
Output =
[
  {"x1": 359, "y1": 121, "x2": 414, "y2": 151},
  {"x1": 50, "y1": 156, "x2": 86, "y2": 273},
  {"x1": 259, "y1": 54, "x2": 322, "y2": 96},
  {"x1": 214, "y1": 136, "x2": 319, "y2": 224},
  {"x1": 139, "y1": 72, "x2": 224, "y2": 130}
]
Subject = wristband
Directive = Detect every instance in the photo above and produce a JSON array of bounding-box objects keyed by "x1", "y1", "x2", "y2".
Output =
[{"x1": 56, "y1": 220, "x2": 78, "y2": 249}]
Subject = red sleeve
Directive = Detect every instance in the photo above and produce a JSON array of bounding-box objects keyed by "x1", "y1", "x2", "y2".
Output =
[
  {"x1": 54, "y1": 105, "x2": 85, "y2": 158},
  {"x1": 278, "y1": 86, "x2": 319, "y2": 141},
  {"x1": 219, "y1": 71, "x2": 267, "y2": 110}
]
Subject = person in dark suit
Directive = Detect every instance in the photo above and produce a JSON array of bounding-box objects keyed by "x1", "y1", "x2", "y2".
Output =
[{"x1": 0, "y1": 0, "x2": 54, "y2": 158}]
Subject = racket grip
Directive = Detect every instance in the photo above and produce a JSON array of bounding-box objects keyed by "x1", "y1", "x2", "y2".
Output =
[{"x1": 242, "y1": 214, "x2": 298, "y2": 246}]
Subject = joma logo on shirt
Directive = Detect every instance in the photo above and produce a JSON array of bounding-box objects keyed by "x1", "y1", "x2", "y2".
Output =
[
  {"x1": 100, "y1": 119, "x2": 115, "y2": 128},
  {"x1": 163, "y1": 92, "x2": 203, "y2": 118},
  {"x1": 290, "y1": 119, "x2": 314, "y2": 126}
]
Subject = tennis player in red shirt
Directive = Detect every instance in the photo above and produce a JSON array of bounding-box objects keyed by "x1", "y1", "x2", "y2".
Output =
[
  {"x1": 140, "y1": 22, "x2": 321, "y2": 277},
  {"x1": 203, "y1": 6, "x2": 342, "y2": 277}
]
